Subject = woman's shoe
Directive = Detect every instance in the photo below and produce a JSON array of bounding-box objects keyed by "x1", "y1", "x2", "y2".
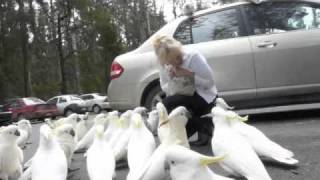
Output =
[{"x1": 190, "y1": 133, "x2": 210, "y2": 146}]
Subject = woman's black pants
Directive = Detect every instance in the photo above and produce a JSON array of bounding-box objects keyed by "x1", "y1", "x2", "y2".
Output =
[{"x1": 162, "y1": 92, "x2": 215, "y2": 138}]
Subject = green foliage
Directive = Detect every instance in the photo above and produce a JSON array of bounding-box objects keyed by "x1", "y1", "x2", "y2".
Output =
[
  {"x1": 0, "y1": 0, "x2": 165, "y2": 102},
  {"x1": 32, "y1": 81, "x2": 60, "y2": 101}
]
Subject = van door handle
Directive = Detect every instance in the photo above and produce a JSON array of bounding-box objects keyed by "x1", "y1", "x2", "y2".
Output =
[{"x1": 257, "y1": 41, "x2": 277, "y2": 48}]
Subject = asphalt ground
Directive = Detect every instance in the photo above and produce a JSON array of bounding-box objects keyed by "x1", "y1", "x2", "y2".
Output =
[{"x1": 20, "y1": 109, "x2": 320, "y2": 180}]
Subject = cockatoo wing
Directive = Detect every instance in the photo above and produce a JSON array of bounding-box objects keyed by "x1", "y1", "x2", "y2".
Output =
[
  {"x1": 213, "y1": 133, "x2": 271, "y2": 180},
  {"x1": 235, "y1": 122, "x2": 297, "y2": 165}
]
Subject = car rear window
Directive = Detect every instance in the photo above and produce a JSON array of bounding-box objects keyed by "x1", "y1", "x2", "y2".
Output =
[{"x1": 71, "y1": 96, "x2": 82, "y2": 101}]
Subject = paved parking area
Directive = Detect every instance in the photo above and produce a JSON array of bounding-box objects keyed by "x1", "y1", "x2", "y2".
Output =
[{"x1": 21, "y1": 110, "x2": 320, "y2": 180}]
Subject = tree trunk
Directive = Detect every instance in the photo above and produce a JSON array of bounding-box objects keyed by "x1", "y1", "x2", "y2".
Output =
[
  {"x1": 17, "y1": 0, "x2": 31, "y2": 97},
  {"x1": 57, "y1": 16, "x2": 67, "y2": 94}
]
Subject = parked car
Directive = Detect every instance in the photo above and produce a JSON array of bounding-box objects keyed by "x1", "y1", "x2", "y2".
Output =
[
  {"x1": 3, "y1": 97, "x2": 59, "y2": 121},
  {"x1": 0, "y1": 105, "x2": 12, "y2": 125},
  {"x1": 107, "y1": 0, "x2": 320, "y2": 111},
  {"x1": 80, "y1": 93, "x2": 111, "y2": 114},
  {"x1": 47, "y1": 95, "x2": 88, "y2": 116}
]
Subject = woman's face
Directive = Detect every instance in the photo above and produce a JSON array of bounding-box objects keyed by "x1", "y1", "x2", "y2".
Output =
[{"x1": 166, "y1": 49, "x2": 183, "y2": 67}]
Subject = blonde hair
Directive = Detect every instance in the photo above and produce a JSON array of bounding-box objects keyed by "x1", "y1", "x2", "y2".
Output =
[{"x1": 152, "y1": 35, "x2": 182, "y2": 65}]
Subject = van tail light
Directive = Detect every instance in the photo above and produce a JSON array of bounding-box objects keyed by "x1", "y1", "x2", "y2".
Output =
[{"x1": 110, "y1": 62, "x2": 124, "y2": 80}]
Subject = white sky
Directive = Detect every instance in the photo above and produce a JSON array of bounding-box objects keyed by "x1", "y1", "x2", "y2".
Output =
[{"x1": 156, "y1": 0, "x2": 215, "y2": 22}]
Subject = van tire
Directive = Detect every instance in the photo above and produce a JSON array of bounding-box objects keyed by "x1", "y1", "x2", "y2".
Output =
[{"x1": 144, "y1": 85, "x2": 163, "y2": 111}]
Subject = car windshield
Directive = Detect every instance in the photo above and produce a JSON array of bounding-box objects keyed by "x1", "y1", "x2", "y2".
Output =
[
  {"x1": 23, "y1": 97, "x2": 45, "y2": 105},
  {"x1": 94, "y1": 93, "x2": 105, "y2": 97}
]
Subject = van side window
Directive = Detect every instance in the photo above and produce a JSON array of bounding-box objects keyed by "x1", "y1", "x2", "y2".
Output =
[
  {"x1": 192, "y1": 8, "x2": 242, "y2": 43},
  {"x1": 243, "y1": 2, "x2": 320, "y2": 35},
  {"x1": 174, "y1": 8, "x2": 243, "y2": 44},
  {"x1": 174, "y1": 19, "x2": 193, "y2": 44}
]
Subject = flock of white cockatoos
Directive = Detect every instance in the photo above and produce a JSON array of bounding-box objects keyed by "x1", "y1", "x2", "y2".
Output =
[{"x1": 0, "y1": 98, "x2": 299, "y2": 180}]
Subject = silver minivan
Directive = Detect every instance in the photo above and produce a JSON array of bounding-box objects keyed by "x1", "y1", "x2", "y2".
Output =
[{"x1": 108, "y1": 0, "x2": 320, "y2": 111}]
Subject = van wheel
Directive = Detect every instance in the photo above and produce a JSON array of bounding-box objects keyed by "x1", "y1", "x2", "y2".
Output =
[{"x1": 144, "y1": 85, "x2": 164, "y2": 111}]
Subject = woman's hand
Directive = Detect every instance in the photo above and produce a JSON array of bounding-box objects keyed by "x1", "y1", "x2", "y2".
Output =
[{"x1": 171, "y1": 66, "x2": 194, "y2": 77}]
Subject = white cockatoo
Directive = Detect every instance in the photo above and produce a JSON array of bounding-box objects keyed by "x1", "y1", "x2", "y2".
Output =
[
  {"x1": 75, "y1": 112, "x2": 91, "y2": 142},
  {"x1": 156, "y1": 102, "x2": 170, "y2": 144},
  {"x1": 164, "y1": 145, "x2": 233, "y2": 180},
  {"x1": 133, "y1": 106, "x2": 149, "y2": 127},
  {"x1": 211, "y1": 107, "x2": 272, "y2": 180},
  {"x1": 215, "y1": 97, "x2": 234, "y2": 110},
  {"x1": 16, "y1": 119, "x2": 32, "y2": 148},
  {"x1": 134, "y1": 105, "x2": 188, "y2": 180},
  {"x1": 108, "y1": 110, "x2": 131, "y2": 147},
  {"x1": 0, "y1": 125, "x2": 23, "y2": 180},
  {"x1": 44, "y1": 118, "x2": 55, "y2": 128},
  {"x1": 127, "y1": 113, "x2": 156, "y2": 180},
  {"x1": 227, "y1": 110, "x2": 298, "y2": 165},
  {"x1": 103, "y1": 110, "x2": 120, "y2": 144},
  {"x1": 75, "y1": 113, "x2": 108, "y2": 151},
  {"x1": 54, "y1": 113, "x2": 79, "y2": 129},
  {"x1": 112, "y1": 110, "x2": 133, "y2": 161},
  {"x1": 31, "y1": 124, "x2": 68, "y2": 180},
  {"x1": 86, "y1": 125, "x2": 115, "y2": 180},
  {"x1": 166, "y1": 106, "x2": 190, "y2": 148},
  {"x1": 133, "y1": 144, "x2": 171, "y2": 180},
  {"x1": 54, "y1": 124, "x2": 76, "y2": 167},
  {"x1": 146, "y1": 110, "x2": 159, "y2": 135}
]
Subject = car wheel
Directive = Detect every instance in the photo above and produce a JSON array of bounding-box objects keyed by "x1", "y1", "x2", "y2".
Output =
[
  {"x1": 64, "y1": 109, "x2": 74, "y2": 117},
  {"x1": 144, "y1": 85, "x2": 164, "y2": 111},
  {"x1": 93, "y1": 105, "x2": 102, "y2": 114}
]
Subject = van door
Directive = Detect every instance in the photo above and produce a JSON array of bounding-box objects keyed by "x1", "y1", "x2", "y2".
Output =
[
  {"x1": 174, "y1": 7, "x2": 257, "y2": 103},
  {"x1": 243, "y1": 2, "x2": 320, "y2": 100}
]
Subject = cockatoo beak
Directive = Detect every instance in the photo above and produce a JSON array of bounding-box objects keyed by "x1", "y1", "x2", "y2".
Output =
[
  {"x1": 226, "y1": 114, "x2": 249, "y2": 122},
  {"x1": 164, "y1": 160, "x2": 170, "y2": 171},
  {"x1": 239, "y1": 115, "x2": 249, "y2": 122},
  {"x1": 159, "y1": 120, "x2": 169, "y2": 127},
  {"x1": 199, "y1": 155, "x2": 226, "y2": 166},
  {"x1": 185, "y1": 110, "x2": 192, "y2": 119},
  {"x1": 70, "y1": 129, "x2": 75, "y2": 137},
  {"x1": 14, "y1": 129, "x2": 20, "y2": 136}
]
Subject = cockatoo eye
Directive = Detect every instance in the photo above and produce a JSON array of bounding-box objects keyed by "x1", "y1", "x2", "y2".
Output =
[{"x1": 171, "y1": 160, "x2": 175, "y2": 165}]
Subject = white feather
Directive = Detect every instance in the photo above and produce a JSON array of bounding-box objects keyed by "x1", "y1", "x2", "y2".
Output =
[
  {"x1": 31, "y1": 124, "x2": 68, "y2": 180},
  {"x1": 164, "y1": 145, "x2": 233, "y2": 180},
  {"x1": 87, "y1": 125, "x2": 115, "y2": 180},
  {"x1": 54, "y1": 124, "x2": 76, "y2": 167},
  {"x1": 75, "y1": 113, "x2": 108, "y2": 151},
  {"x1": 146, "y1": 110, "x2": 159, "y2": 135},
  {"x1": 127, "y1": 113, "x2": 156, "y2": 180},
  {"x1": 211, "y1": 107, "x2": 272, "y2": 180},
  {"x1": 16, "y1": 119, "x2": 32, "y2": 148},
  {"x1": 156, "y1": 102, "x2": 170, "y2": 144},
  {"x1": 0, "y1": 125, "x2": 24, "y2": 180},
  {"x1": 228, "y1": 111, "x2": 298, "y2": 165},
  {"x1": 167, "y1": 106, "x2": 190, "y2": 148}
]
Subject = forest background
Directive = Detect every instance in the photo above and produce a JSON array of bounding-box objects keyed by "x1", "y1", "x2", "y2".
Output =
[{"x1": 0, "y1": 0, "x2": 237, "y2": 103}]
